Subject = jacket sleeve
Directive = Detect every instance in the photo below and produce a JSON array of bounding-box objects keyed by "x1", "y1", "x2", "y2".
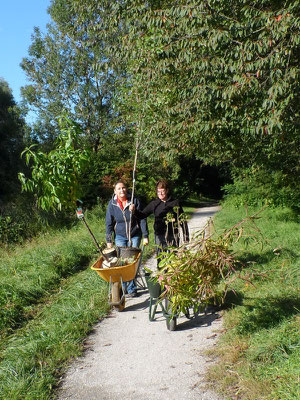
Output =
[
  {"x1": 105, "y1": 202, "x2": 115, "y2": 242},
  {"x1": 135, "y1": 198, "x2": 149, "y2": 238},
  {"x1": 134, "y1": 200, "x2": 155, "y2": 220}
]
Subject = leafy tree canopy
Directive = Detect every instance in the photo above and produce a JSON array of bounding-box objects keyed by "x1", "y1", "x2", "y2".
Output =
[
  {"x1": 0, "y1": 79, "x2": 27, "y2": 199},
  {"x1": 66, "y1": 0, "x2": 299, "y2": 202},
  {"x1": 116, "y1": 0, "x2": 299, "y2": 173},
  {"x1": 20, "y1": 0, "x2": 300, "y2": 207},
  {"x1": 20, "y1": 0, "x2": 119, "y2": 151}
]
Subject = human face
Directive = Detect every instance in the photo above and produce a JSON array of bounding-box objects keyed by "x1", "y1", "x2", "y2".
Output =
[
  {"x1": 157, "y1": 187, "x2": 168, "y2": 201},
  {"x1": 114, "y1": 183, "x2": 127, "y2": 200}
]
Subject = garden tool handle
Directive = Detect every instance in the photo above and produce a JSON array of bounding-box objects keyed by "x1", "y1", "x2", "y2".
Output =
[
  {"x1": 128, "y1": 158, "x2": 136, "y2": 247},
  {"x1": 76, "y1": 206, "x2": 109, "y2": 261}
]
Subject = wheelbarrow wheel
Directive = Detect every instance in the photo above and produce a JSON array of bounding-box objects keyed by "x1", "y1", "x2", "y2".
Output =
[{"x1": 111, "y1": 282, "x2": 125, "y2": 312}]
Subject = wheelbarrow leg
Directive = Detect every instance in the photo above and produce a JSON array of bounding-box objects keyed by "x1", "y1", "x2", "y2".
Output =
[
  {"x1": 109, "y1": 277, "x2": 126, "y2": 312},
  {"x1": 149, "y1": 297, "x2": 159, "y2": 321},
  {"x1": 148, "y1": 297, "x2": 170, "y2": 322},
  {"x1": 164, "y1": 298, "x2": 177, "y2": 331},
  {"x1": 135, "y1": 245, "x2": 147, "y2": 290}
]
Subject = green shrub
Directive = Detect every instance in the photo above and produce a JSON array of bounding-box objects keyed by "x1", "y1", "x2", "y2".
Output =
[
  {"x1": 0, "y1": 216, "x2": 23, "y2": 244},
  {"x1": 224, "y1": 168, "x2": 300, "y2": 211},
  {"x1": 0, "y1": 195, "x2": 74, "y2": 247}
]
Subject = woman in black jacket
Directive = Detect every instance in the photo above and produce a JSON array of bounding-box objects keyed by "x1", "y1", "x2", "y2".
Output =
[{"x1": 130, "y1": 180, "x2": 189, "y2": 261}]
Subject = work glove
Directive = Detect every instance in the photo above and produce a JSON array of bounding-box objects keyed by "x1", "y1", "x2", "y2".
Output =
[
  {"x1": 76, "y1": 208, "x2": 84, "y2": 219},
  {"x1": 143, "y1": 238, "x2": 149, "y2": 246}
]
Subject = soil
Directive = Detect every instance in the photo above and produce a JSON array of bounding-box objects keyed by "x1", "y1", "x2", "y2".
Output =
[{"x1": 56, "y1": 204, "x2": 224, "y2": 400}]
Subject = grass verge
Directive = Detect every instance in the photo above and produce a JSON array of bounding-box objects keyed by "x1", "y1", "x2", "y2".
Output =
[
  {"x1": 206, "y1": 200, "x2": 300, "y2": 400},
  {"x1": 0, "y1": 269, "x2": 109, "y2": 399},
  {"x1": 0, "y1": 206, "x2": 111, "y2": 399},
  {"x1": 0, "y1": 208, "x2": 107, "y2": 337}
]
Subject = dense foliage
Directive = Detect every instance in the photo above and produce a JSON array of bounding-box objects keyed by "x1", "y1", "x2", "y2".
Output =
[
  {"x1": 0, "y1": 79, "x2": 27, "y2": 199},
  {"x1": 1, "y1": 0, "x2": 298, "y2": 244},
  {"x1": 68, "y1": 0, "x2": 299, "y2": 170},
  {"x1": 58, "y1": 0, "x2": 299, "y2": 208}
]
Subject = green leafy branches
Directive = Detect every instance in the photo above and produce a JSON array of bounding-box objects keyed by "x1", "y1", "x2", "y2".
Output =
[
  {"x1": 116, "y1": 0, "x2": 300, "y2": 173},
  {"x1": 18, "y1": 115, "x2": 89, "y2": 212},
  {"x1": 155, "y1": 209, "x2": 266, "y2": 316}
]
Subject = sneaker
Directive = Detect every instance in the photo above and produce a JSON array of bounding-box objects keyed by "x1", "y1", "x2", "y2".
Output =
[{"x1": 126, "y1": 292, "x2": 137, "y2": 298}]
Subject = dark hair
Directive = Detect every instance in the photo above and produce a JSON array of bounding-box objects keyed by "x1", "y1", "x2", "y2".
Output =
[
  {"x1": 113, "y1": 180, "x2": 127, "y2": 189},
  {"x1": 156, "y1": 180, "x2": 169, "y2": 191}
]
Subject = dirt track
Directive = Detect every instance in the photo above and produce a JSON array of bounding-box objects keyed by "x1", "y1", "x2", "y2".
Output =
[{"x1": 56, "y1": 205, "x2": 224, "y2": 400}]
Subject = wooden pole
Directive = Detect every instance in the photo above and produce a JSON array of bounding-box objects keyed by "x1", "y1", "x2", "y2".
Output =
[{"x1": 128, "y1": 135, "x2": 139, "y2": 247}]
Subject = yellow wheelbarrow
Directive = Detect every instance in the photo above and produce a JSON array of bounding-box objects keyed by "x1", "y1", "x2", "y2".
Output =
[{"x1": 91, "y1": 247, "x2": 141, "y2": 311}]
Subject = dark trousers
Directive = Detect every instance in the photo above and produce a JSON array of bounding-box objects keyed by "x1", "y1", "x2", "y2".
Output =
[{"x1": 155, "y1": 233, "x2": 178, "y2": 268}]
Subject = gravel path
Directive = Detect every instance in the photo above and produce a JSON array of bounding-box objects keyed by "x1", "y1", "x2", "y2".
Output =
[{"x1": 56, "y1": 205, "x2": 223, "y2": 400}]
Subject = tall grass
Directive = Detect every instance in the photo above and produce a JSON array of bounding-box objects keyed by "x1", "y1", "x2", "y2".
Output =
[
  {"x1": 0, "y1": 206, "x2": 111, "y2": 399},
  {"x1": 0, "y1": 209, "x2": 107, "y2": 337},
  {"x1": 0, "y1": 270, "x2": 109, "y2": 400},
  {"x1": 207, "y1": 200, "x2": 300, "y2": 400}
]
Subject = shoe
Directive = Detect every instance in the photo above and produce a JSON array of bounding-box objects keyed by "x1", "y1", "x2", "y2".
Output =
[{"x1": 126, "y1": 292, "x2": 137, "y2": 298}]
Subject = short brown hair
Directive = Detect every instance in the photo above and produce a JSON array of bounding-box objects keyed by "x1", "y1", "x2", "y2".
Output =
[
  {"x1": 113, "y1": 179, "x2": 127, "y2": 189},
  {"x1": 156, "y1": 180, "x2": 169, "y2": 191}
]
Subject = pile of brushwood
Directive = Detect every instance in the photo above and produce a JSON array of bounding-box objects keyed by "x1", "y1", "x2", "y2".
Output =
[{"x1": 154, "y1": 209, "x2": 265, "y2": 316}]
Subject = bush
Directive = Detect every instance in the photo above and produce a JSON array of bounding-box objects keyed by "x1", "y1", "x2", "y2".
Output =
[
  {"x1": 224, "y1": 168, "x2": 300, "y2": 211},
  {"x1": 0, "y1": 194, "x2": 76, "y2": 247}
]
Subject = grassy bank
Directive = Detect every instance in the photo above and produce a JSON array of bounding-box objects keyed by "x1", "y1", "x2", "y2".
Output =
[
  {"x1": 0, "y1": 207, "x2": 111, "y2": 399},
  {"x1": 208, "y1": 200, "x2": 300, "y2": 400},
  {"x1": 0, "y1": 208, "x2": 106, "y2": 338},
  {"x1": 0, "y1": 270, "x2": 109, "y2": 399}
]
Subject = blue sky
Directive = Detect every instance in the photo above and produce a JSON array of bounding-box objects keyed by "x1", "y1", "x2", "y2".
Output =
[{"x1": 0, "y1": 1, "x2": 51, "y2": 103}]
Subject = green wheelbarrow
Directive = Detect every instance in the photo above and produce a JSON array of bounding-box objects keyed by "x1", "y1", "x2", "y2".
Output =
[{"x1": 144, "y1": 272, "x2": 177, "y2": 331}]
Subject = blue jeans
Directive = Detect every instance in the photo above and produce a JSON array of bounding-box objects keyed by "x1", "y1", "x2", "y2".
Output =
[{"x1": 115, "y1": 235, "x2": 141, "y2": 294}]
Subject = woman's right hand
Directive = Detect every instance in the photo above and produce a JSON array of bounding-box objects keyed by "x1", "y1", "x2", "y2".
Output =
[{"x1": 129, "y1": 204, "x2": 135, "y2": 212}]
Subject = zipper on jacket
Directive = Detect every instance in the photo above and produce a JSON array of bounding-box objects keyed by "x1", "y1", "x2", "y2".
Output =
[{"x1": 112, "y1": 200, "x2": 131, "y2": 240}]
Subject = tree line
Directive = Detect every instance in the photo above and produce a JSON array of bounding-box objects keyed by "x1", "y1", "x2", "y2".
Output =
[{"x1": 1, "y1": 0, "x2": 299, "y2": 243}]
